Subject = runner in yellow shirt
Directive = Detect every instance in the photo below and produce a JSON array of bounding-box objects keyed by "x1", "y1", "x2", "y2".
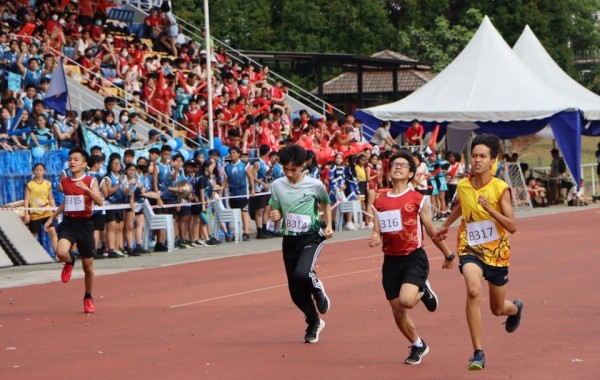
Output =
[
  {"x1": 24, "y1": 163, "x2": 58, "y2": 250},
  {"x1": 436, "y1": 134, "x2": 523, "y2": 371}
]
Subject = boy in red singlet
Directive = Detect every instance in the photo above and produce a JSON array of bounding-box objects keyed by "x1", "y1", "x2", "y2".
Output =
[
  {"x1": 45, "y1": 148, "x2": 104, "y2": 314},
  {"x1": 369, "y1": 151, "x2": 455, "y2": 365}
]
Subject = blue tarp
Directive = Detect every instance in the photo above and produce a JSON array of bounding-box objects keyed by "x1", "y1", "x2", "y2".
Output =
[{"x1": 355, "y1": 109, "x2": 583, "y2": 190}]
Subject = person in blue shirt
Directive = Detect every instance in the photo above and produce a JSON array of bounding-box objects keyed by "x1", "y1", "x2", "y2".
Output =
[
  {"x1": 248, "y1": 144, "x2": 272, "y2": 239},
  {"x1": 18, "y1": 56, "x2": 42, "y2": 90},
  {"x1": 222, "y1": 146, "x2": 251, "y2": 241},
  {"x1": 3, "y1": 39, "x2": 20, "y2": 74}
]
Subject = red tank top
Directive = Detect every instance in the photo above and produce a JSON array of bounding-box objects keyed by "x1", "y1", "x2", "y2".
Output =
[
  {"x1": 61, "y1": 175, "x2": 96, "y2": 218},
  {"x1": 372, "y1": 189, "x2": 425, "y2": 256}
]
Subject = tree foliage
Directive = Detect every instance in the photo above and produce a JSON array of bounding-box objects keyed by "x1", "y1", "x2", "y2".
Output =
[{"x1": 173, "y1": 0, "x2": 600, "y2": 90}]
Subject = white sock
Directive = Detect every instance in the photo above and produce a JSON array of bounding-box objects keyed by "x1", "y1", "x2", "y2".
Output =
[{"x1": 412, "y1": 338, "x2": 423, "y2": 347}]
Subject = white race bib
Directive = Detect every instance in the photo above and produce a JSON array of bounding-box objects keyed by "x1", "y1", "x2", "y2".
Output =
[
  {"x1": 466, "y1": 220, "x2": 499, "y2": 246},
  {"x1": 285, "y1": 213, "x2": 310, "y2": 233},
  {"x1": 64, "y1": 195, "x2": 85, "y2": 212},
  {"x1": 378, "y1": 210, "x2": 402, "y2": 233}
]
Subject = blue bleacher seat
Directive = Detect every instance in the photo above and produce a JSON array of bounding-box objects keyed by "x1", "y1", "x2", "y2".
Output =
[{"x1": 107, "y1": 8, "x2": 135, "y2": 24}]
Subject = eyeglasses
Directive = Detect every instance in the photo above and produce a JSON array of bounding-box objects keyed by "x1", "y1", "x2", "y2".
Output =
[{"x1": 391, "y1": 162, "x2": 410, "y2": 169}]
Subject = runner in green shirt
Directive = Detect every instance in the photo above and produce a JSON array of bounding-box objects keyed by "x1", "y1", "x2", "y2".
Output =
[{"x1": 269, "y1": 144, "x2": 333, "y2": 343}]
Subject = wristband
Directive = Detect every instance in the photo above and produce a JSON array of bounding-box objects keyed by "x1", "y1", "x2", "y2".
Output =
[{"x1": 445, "y1": 253, "x2": 455, "y2": 261}]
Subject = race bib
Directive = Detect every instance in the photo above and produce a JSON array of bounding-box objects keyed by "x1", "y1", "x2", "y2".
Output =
[
  {"x1": 378, "y1": 210, "x2": 402, "y2": 233},
  {"x1": 466, "y1": 220, "x2": 499, "y2": 246},
  {"x1": 64, "y1": 195, "x2": 85, "y2": 212},
  {"x1": 285, "y1": 213, "x2": 310, "y2": 233}
]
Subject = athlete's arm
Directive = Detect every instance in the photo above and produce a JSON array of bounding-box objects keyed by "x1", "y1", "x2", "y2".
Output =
[
  {"x1": 479, "y1": 189, "x2": 516, "y2": 234},
  {"x1": 320, "y1": 201, "x2": 333, "y2": 239},
  {"x1": 436, "y1": 200, "x2": 462, "y2": 241},
  {"x1": 368, "y1": 206, "x2": 381, "y2": 247},
  {"x1": 420, "y1": 203, "x2": 455, "y2": 269}
]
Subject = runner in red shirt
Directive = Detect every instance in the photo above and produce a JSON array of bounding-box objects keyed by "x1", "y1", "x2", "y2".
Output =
[
  {"x1": 45, "y1": 148, "x2": 104, "y2": 314},
  {"x1": 369, "y1": 151, "x2": 455, "y2": 365}
]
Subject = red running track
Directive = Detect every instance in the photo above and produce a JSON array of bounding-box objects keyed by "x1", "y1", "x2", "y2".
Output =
[{"x1": 1, "y1": 208, "x2": 600, "y2": 379}]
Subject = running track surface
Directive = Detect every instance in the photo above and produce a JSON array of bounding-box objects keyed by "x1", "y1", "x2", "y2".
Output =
[{"x1": 1, "y1": 208, "x2": 599, "y2": 380}]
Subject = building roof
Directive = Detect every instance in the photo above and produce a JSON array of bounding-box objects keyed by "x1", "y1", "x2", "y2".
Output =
[{"x1": 311, "y1": 50, "x2": 432, "y2": 95}]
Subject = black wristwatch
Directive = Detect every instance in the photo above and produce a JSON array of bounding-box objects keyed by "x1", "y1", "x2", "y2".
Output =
[{"x1": 445, "y1": 253, "x2": 456, "y2": 261}]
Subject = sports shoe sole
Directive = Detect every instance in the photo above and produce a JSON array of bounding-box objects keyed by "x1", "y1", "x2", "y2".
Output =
[
  {"x1": 421, "y1": 279, "x2": 439, "y2": 312},
  {"x1": 304, "y1": 319, "x2": 325, "y2": 343},
  {"x1": 61, "y1": 263, "x2": 74, "y2": 283},
  {"x1": 314, "y1": 280, "x2": 330, "y2": 314},
  {"x1": 468, "y1": 361, "x2": 485, "y2": 370},
  {"x1": 505, "y1": 299, "x2": 524, "y2": 333}
]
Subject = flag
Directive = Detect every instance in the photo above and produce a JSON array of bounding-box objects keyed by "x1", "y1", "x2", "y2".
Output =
[
  {"x1": 7, "y1": 72, "x2": 21, "y2": 92},
  {"x1": 428, "y1": 124, "x2": 440, "y2": 149},
  {"x1": 327, "y1": 104, "x2": 333, "y2": 115},
  {"x1": 43, "y1": 59, "x2": 68, "y2": 115}
]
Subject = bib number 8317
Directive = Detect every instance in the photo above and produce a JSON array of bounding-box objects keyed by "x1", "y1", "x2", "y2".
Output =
[{"x1": 466, "y1": 220, "x2": 498, "y2": 246}]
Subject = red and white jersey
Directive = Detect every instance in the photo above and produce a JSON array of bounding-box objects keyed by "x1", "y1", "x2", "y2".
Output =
[
  {"x1": 372, "y1": 189, "x2": 426, "y2": 256},
  {"x1": 61, "y1": 175, "x2": 96, "y2": 219}
]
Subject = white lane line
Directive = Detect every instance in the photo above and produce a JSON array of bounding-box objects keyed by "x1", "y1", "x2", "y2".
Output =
[{"x1": 168, "y1": 267, "x2": 380, "y2": 308}]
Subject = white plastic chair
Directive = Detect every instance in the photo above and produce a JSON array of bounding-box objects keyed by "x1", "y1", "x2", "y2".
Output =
[
  {"x1": 141, "y1": 199, "x2": 175, "y2": 252},
  {"x1": 335, "y1": 200, "x2": 363, "y2": 231},
  {"x1": 211, "y1": 195, "x2": 243, "y2": 243}
]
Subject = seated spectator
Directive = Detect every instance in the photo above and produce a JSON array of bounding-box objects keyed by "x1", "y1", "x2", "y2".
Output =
[
  {"x1": 29, "y1": 114, "x2": 54, "y2": 150},
  {"x1": 52, "y1": 113, "x2": 77, "y2": 149},
  {"x1": 405, "y1": 119, "x2": 424, "y2": 146},
  {"x1": 0, "y1": 107, "x2": 14, "y2": 151},
  {"x1": 371, "y1": 121, "x2": 395, "y2": 151},
  {"x1": 101, "y1": 110, "x2": 120, "y2": 144},
  {"x1": 527, "y1": 177, "x2": 548, "y2": 208},
  {"x1": 567, "y1": 179, "x2": 589, "y2": 206},
  {"x1": 145, "y1": 128, "x2": 162, "y2": 146}
]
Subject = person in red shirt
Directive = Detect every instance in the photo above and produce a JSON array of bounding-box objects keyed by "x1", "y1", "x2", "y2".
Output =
[
  {"x1": 45, "y1": 148, "x2": 104, "y2": 314},
  {"x1": 369, "y1": 151, "x2": 455, "y2": 365},
  {"x1": 144, "y1": 7, "x2": 163, "y2": 38},
  {"x1": 405, "y1": 119, "x2": 424, "y2": 146},
  {"x1": 184, "y1": 97, "x2": 206, "y2": 145}
]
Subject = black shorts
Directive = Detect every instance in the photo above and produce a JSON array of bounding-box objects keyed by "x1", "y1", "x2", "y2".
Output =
[
  {"x1": 105, "y1": 209, "x2": 123, "y2": 223},
  {"x1": 177, "y1": 205, "x2": 191, "y2": 217},
  {"x1": 92, "y1": 213, "x2": 105, "y2": 231},
  {"x1": 156, "y1": 199, "x2": 177, "y2": 215},
  {"x1": 358, "y1": 182, "x2": 367, "y2": 198},
  {"x1": 191, "y1": 204, "x2": 202, "y2": 215},
  {"x1": 459, "y1": 254, "x2": 509, "y2": 286},
  {"x1": 382, "y1": 248, "x2": 429, "y2": 300},
  {"x1": 229, "y1": 196, "x2": 248, "y2": 211},
  {"x1": 57, "y1": 216, "x2": 95, "y2": 258},
  {"x1": 28, "y1": 216, "x2": 53, "y2": 235},
  {"x1": 248, "y1": 194, "x2": 269, "y2": 216}
]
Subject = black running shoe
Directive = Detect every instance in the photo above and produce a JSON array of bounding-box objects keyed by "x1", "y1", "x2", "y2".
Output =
[
  {"x1": 242, "y1": 233, "x2": 250, "y2": 241},
  {"x1": 304, "y1": 319, "x2": 325, "y2": 343},
  {"x1": 206, "y1": 237, "x2": 221, "y2": 246},
  {"x1": 256, "y1": 231, "x2": 269, "y2": 239},
  {"x1": 313, "y1": 280, "x2": 330, "y2": 314},
  {"x1": 107, "y1": 250, "x2": 120, "y2": 259},
  {"x1": 421, "y1": 280, "x2": 439, "y2": 312},
  {"x1": 505, "y1": 299, "x2": 523, "y2": 333},
  {"x1": 404, "y1": 340, "x2": 429, "y2": 365},
  {"x1": 154, "y1": 243, "x2": 168, "y2": 252},
  {"x1": 468, "y1": 349, "x2": 485, "y2": 370}
]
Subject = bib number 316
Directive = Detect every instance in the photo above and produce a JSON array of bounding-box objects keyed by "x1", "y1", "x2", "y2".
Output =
[{"x1": 378, "y1": 210, "x2": 402, "y2": 233}]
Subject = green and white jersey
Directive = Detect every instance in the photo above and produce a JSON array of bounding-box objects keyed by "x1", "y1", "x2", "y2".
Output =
[{"x1": 269, "y1": 175, "x2": 330, "y2": 236}]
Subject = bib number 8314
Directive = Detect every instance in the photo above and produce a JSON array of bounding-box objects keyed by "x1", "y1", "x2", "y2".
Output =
[{"x1": 285, "y1": 213, "x2": 310, "y2": 233}]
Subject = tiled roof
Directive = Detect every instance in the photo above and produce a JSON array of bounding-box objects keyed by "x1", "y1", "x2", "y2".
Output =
[
  {"x1": 311, "y1": 50, "x2": 432, "y2": 94},
  {"x1": 314, "y1": 70, "x2": 433, "y2": 95}
]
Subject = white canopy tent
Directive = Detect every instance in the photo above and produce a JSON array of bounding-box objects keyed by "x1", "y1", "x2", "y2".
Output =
[
  {"x1": 513, "y1": 25, "x2": 600, "y2": 133},
  {"x1": 354, "y1": 15, "x2": 584, "y2": 187}
]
